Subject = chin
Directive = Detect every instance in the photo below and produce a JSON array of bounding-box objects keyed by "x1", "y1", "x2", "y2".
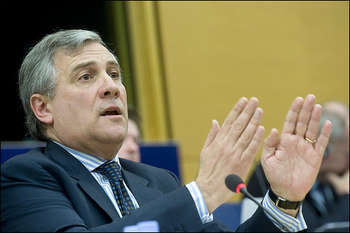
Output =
[
  {"x1": 92, "y1": 124, "x2": 126, "y2": 142},
  {"x1": 92, "y1": 131, "x2": 124, "y2": 145},
  {"x1": 107, "y1": 133, "x2": 126, "y2": 143}
]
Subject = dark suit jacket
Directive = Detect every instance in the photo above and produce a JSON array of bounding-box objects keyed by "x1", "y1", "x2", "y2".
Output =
[{"x1": 1, "y1": 141, "x2": 280, "y2": 232}]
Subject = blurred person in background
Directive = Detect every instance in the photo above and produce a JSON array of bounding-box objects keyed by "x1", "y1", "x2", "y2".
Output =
[{"x1": 118, "y1": 108, "x2": 141, "y2": 163}]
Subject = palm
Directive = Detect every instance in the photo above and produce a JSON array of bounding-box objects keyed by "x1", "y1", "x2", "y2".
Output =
[
  {"x1": 261, "y1": 95, "x2": 332, "y2": 201},
  {"x1": 263, "y1": 133, "x2": 321, "y2": 200}
]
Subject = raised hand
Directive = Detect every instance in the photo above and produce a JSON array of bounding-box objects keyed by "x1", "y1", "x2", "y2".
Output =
[
  {"x1": 196, "y1": 97, "x2": 265, "y2": 213},
  {"x1": 261, "y1": 94, "x2": 332, "y2": 204}
]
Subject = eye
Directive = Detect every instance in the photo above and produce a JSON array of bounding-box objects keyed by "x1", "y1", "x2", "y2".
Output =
[
  {"x1": 78, "y1": 73, "x2": 93, "y2": 81},
  {"x1": 109, "y1": 71, "x2": 120, "y2": 79}
]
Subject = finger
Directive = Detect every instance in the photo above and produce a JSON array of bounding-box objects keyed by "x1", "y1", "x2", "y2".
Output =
[
  {"x1": 234, "y1": 107, "x2": 263, "y2": 155},
  {"x1": 315, "y1": 120, "x2": 332, "y2": 156},
  {"x1": 229, "y1": 97, "x2": 259, "y2": 142},
  {"x1": 203, "y1": 120, "x2": 220, "y2": 148},
  {"x1": 295, "y1": 94, "x2": 316, "y2": 137},
  {"x1": 221, "y1": 97, "x2": 248, "y2": 132},
  {"x1": 262, "y1": 128, "x2": 280, "y2": 161},
  {"x1": 305, "y1": 104, "x2": 322, "y2": 142},
  {"x1": 241, "y1": 125, "x2": 265, "y2": 162},
  {"x1": 281, "y1": 97, "x2": 304, "y2": 135}
]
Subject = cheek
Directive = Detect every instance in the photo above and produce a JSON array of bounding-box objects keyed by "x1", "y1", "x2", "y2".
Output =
[
  {"x1": 54, "y1": 91, "x2": 95, "y2": 122},
  {"x1": 119, "y1": 86, "x2": 127, "y2": 102},
  {"x1": 323, "y1": 155, "x2": 349, "y2": 172},
  {"x1": 340, "y1": 156, "x2": 349, "y2": 170}
]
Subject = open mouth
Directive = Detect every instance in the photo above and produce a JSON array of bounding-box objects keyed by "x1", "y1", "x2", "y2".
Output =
[
  {"x1": 101, "y1": 110, "x2": 120, "y2": 116},
  {"x1": 101, "y1": 107, "x2": 122, "y2": 116}
]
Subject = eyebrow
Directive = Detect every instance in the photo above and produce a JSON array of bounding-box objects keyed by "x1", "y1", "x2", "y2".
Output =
[{"x1": 71, "y1": 60, "x2": 120, "y2": 74}]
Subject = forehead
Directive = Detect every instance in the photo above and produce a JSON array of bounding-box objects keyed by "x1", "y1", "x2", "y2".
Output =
[{"x1": 53, "y1": 42, "x2": 119, "y2": 70}]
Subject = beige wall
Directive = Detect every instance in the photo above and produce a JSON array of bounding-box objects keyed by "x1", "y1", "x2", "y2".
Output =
[{"x1": 126, "y1": 1, "x2": 349, "y2": 200}]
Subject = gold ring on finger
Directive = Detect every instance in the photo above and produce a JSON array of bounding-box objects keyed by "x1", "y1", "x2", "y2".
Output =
[{"x1": 305, "y1": 137, "x2": 317, "y2": 144}]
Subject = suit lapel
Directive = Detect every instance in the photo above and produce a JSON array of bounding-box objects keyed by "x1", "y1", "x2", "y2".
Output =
[
  {"x1": 45, "y1": 141, "x2": 164, "y2": 217},
  {"x1": 120, "y1": 160, "x2": 163, "y2": 206},
  {"x1": 45, "y1": 141, "x2": 119, "y2": 220},
  {"x1": 76, "y1": 172, "x2": 120, "y2": 220}
]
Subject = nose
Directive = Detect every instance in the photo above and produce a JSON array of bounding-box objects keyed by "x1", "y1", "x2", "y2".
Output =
[{"x1": 98, "y1": 73, "x2": 121, "y2": 99}]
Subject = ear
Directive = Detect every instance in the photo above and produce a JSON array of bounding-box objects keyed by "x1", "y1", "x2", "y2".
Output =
[{"x1": 30, "y1": 94, "x2": 54, "y2": 125}]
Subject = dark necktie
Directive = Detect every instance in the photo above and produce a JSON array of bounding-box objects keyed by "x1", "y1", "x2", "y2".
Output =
[{"x1": 95, "y1": 161, "x2": 135, "y2": 216}]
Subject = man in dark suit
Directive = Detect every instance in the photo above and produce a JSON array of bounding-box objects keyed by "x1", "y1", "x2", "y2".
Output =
[{"x1": 1, "y1": 29, "x2": 332, "y2": 232}]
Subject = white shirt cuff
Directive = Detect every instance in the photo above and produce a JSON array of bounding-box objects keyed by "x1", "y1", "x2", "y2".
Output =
[
  {"x1": 262, "y1": 190, "x2": 307, "y2": 232},
  {"x1": 186, "y1": 181, "x2": 214, "y2": 224}
]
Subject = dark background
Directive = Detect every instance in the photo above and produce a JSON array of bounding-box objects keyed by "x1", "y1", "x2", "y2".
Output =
[{"x1": 2, "y1": 2, "x2": 116, "y2": 141}]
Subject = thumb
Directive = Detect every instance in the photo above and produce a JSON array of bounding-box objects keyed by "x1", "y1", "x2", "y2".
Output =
[{"x1": 203, "y1": 119, "x2": 220, "y2": 148}]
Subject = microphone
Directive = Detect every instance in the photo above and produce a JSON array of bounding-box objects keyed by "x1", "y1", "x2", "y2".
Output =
[{"x1": 225, "y1": 174, "x2": 291, "y2": 232}]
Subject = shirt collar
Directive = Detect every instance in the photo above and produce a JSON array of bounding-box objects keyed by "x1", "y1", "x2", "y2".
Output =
[{"x1": 51, "y1": 140, "x2": 121, "y2": 172}]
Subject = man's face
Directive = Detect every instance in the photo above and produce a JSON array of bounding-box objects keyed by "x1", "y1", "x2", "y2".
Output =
[
  {"x1": 118, "y1": 119, "x2": 141, "y2": 162},
  {"x1": 47, "y1": 42, "x2": 128, "y2": 156}
]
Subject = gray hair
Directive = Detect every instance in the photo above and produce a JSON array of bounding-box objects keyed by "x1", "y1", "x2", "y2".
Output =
[
  {"x1": 319, "y1": 109, "x2": 347, "y2": 144},
  {"x1": 19, "y1": 29, "x2": 111, "y2": 141}
]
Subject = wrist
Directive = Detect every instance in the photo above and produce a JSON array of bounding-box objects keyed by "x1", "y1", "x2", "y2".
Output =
[
  {"x1": 195, "y1": 180, "x2": 222, "y2": 213},
  {"x1": 275, "y1": 205, "x2": 299, "y2": 218},
  {"x1": 186, "y1": 182, "x2": 214, "y2": 223},
  {"x1": 268, "y1": 190, "x2": 302, "y2": 217}
]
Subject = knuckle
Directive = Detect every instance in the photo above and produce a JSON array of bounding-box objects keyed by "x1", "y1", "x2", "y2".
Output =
[
  {"x1": 296, "y1": 122, "x2": 306, "y2": 130},
  {"x1": 233, "y1": 123, "x2": 244, "y2": 132},
  {"x1": 241, "y1": 133, "x2": 251, "y2": 144}
]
